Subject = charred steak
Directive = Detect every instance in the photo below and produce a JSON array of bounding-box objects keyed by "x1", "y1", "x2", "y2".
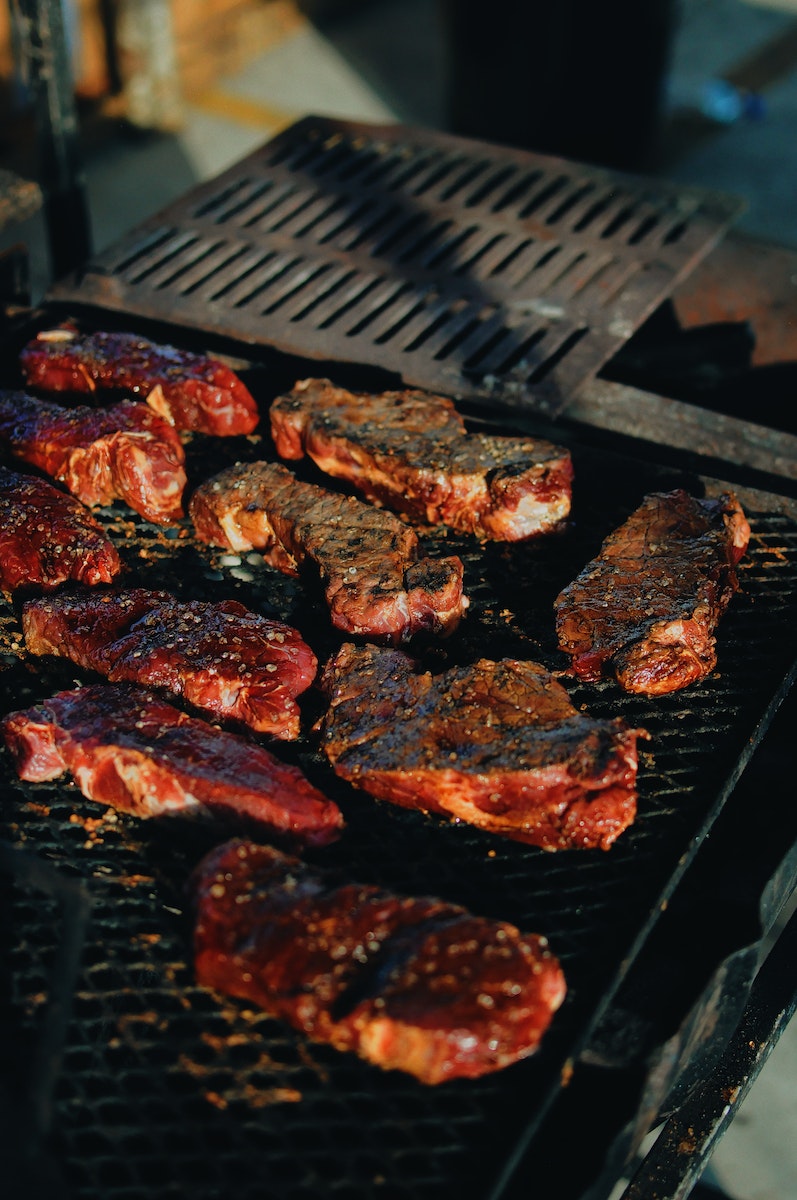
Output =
[
  {"x1": 270, "y1": 377, "x2": 573, "y2": 540},
  {"x1": 21, "y1": 327, "x2": 259, "y2": 436},
  {"x1": 0, "y1": 390, "x2": 186, "y2": 523},
  {"x1": 192, "y1": 838, "x2": 566, "y2": 1084},
  {"x1": 0, "y1": 466, "x2": 122, "y2": 593},
  {"x1": 319, "y1": 644, "x2": 645, "y2": 850},
  {"x1": 1, "y1": 684, "x2": 343, "y2": 846},
  {"x1": 554, "y1": 489, "x2": 751, "y2": 695},
  {"x1": 190, "y1": 461, "x2": 467, "y2": 643},
  {"x1": 22, "y1": 589, "x2": 317, "y2": 739}
]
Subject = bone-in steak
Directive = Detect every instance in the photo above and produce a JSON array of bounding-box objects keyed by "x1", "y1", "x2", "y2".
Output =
[
  {"x1": 319, "y1": 643, "x2": 645, "y2": 850},
  {"x1": 190, "y1": 460, "x2": 468, "y2": 643},
  {"x1": 1, "y1": 684, "x2": 343, "y2": 846},
  {"x1": 270, "y1": 377, "x2": 573, "y2": 540},
  {"x1": 0, "y1": 390, "x2": 186, "y2": 523},
  {"x1": 22, "y1": 589, "x2": 317, "y2": 738},
  {"x1": 554, "y1": 489, "x2": 751, "y2": 695},
  {"x1": 192, "y1": 838, "x2": 566, "y2": 1084},
  {"x1": 0, "y1": 465, "x2": 122, "y2": 592},
  {"x1": 21, "y1": 327, "x2": 259, "y2": 436}
]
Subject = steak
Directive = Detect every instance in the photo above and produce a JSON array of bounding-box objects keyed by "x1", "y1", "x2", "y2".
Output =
[
  {"x1": 319, "y1": 644, "x2": 645, "y2": 850},
  {"x1": 191, "y1": 838, "x2": 566, "y2": 1084},
  {"x1": 554, "y1": 489, "x2": 751, "y2": 695},
  {"x1": 22, "y1": 589, "x2": 317, "y2": 739},
  {"x1": 21, "y1": 327, "x2": 259, "y2": 436},
  {"x1": 0, "y1": 466, "x2": 122, "y2": 593},
  {"x1": 190, "y1": 461, "x2": 467, "y2": 643},
  {"x1": 270, "y1": 377, "x2": 573, "y2": 540},
  {"x1": 0, "y1": 390, "x2": 186, "y2": 524},
  {"x1": 1, "y1": 684, "x2": 343, "y2": 846}
]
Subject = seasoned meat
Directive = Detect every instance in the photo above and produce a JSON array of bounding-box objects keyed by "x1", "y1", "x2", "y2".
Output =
[
  {"x1": 192, "y1": 838, "x2": 566, "y2": 1084},
  {"x1": 319, "y1": 644, "x2": 645, "y2": 850},
  {"x1": 21, "y1": 327, "x2": 259, "y2": 436},
  {"x1": 270, "y1": 377, "x2": 573, "y2": 540},
  {"x1": 22, "y1": 589, "x2": 317, "y2": 739},
  {"x1": 554, "y1": 489, "x2": 751, "y2": 695},
  {"x1": 1, "y1": 684, "x2": 343, "y2": 846},
  {"x1": 0, "y1": 390, "x2": 186, "y2": 523},
  {"x1": 190, "y1": 461, "x2": 467, "y2": 643}
]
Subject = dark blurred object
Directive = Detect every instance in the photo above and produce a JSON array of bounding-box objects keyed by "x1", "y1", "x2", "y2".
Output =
[{"x1": 439, "y1": 0, "x2": 677, "y2": 171}]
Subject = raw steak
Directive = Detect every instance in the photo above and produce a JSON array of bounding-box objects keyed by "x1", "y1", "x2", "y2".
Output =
[
  {"x1": 22, "y1": 589, "x2": 317, "y2": 739},
  {"x1": 554, "y1": 489, "x2": 751, "y2": 695},
  {"x1": 0, "y1": 390, "x2": 186, "y2": 523},
  {"x1": 21, "y1": 327, "x2": 259, "y2": 436},
  {"x1": 319, "y1": 644, "x2": 645, "y2": 851},
  {"x1": 270, "y1": 377, "x2": 573, "y2": 540},
  {"x1": 0, "y1": 465, "x2": 122, "y2": 592},
  {"x1": 190, "y1": 460, "x2": 467, "y2": 643},
  {"x1": 192, "y1": 838, "x2": 566, "y2": 1084},
  {"x1": 1, "y1": 684, "x2": 343, "y2": 846}
]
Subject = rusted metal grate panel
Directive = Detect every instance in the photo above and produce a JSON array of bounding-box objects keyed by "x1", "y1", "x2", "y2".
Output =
[{"x1": 48, "y1": 115, "x2": 743, "y2": 415}]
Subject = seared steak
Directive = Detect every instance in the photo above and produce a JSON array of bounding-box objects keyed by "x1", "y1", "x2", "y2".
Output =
[
  {"x1": 554, "y1": 489, "x2": 751, "y2": 695},
  {"x1": 21, "y1": 327, "x2": 259, "y2": 436},
  {"x1": 0, "y1": 466, "x2": 122, "y2": 592},
  {"x1": 192, "y1": 838, "x2": 566, "y2": 1084},
  {"x1": 319, "y1": 644, "x2": 645, "y2": 850},
  {"x1": 190, "y1": 461, "x2": 467, "y2": 643},
  {"x1": 270, "y1": 377, "x2": 573, "y2": 540},
  {"x1": 1, "y1": 684, "x2": 343, "y2": 846},
  {"x1": 22, "y1": 589, "x2": 317, "y2": 739},
  {"x1": 0, "y1": 390, "x2": 186, "y2": 523}
]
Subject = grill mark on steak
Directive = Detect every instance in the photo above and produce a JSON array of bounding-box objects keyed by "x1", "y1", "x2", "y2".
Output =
[
  {"x1": 0, "y1": 466, "x2": 122, "y2": 593},
  {"x1": 21, "y1": 327, "x2": 259, "y2": 436},
  {"x1": 189, "y1": 460, "x2": 468, "y2": 643},
  {"x1": 21, "y1": 589, "x2": 317, "y2": 739},
  {"x1": 554, "y1": 489, "x2": 751, "y2": 695},
  {"x1": 0, "y1": 390, "x2": 186, "y2": 524},
  {"x1": 269, "y1": 377, "x2": 573, "y2": 541},
  {"x1": 191, "y1": 838, "x2": 566, "y2": 1084},
  {"x1": 319, "y1": 644, "x2": 645, "y2": 850},
  {"x1": 1, "y1": 684, "x2": 343, "y2": 846}
]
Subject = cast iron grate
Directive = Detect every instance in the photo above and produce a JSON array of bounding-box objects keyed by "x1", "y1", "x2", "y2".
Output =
[
  {"x1": 2, "y1": 376, "x2": 797, "y2": 1200},
  {"x1": 47, "y1": 115, "x2": 743, "y2": 416}
]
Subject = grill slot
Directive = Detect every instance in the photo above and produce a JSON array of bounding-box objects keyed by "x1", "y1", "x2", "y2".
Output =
[{"x1": 49, "y1": 116, "x2": 742, "y2": 415}]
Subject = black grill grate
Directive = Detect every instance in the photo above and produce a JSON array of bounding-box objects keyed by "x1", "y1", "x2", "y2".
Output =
[
  {"x1": 47, "y1": 116, "x2": 743, "y2": 416},
  {"x1": 3, "y1": 385, "x2": 797, "y2": 1199}
]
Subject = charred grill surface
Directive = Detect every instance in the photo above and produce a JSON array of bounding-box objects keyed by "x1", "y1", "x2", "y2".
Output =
[
  {"x1": 0, "y1": 390, "x2": 186, "y2": 523},
  {"x1": 21, "y1": 589, "x2": 317, "y2": 738},
  {"x1": 192, "y1": 839, "x2": 566, "y2": 1085},
  {"x1": 21, "y1": 327, "x2": 260, "y2": 436},
  {"x1": 554, "y1": 489, "x2": 751, "y2": 694},
  {"x1": 320, "y1": 644, "x2": 645, "y2": 851},
  {"x1": 0, "y1": 465, "x2": 122, "y2": 592},
  {"x1": 189, "y1": 460, "x2": 468, "y2": 643},
  {"x1": 270, "y1": 378, "x2": 573, "y2": 541}
]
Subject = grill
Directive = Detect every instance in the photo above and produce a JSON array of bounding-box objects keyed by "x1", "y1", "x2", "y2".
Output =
[
  {"x1": 3, "y1": 117, "x2": 796, "y2": 1200},
  {"x1": 48, "y1": 115, "x2": 742, "y2": 416}
]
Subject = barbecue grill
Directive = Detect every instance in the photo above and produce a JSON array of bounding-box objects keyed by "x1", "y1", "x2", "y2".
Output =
[{"x1": 3, "y1": 116, "x2": 797, "y2": 1200}]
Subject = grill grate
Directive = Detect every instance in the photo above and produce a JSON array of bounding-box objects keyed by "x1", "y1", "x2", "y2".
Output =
[
  {"x1": 47, "y1": 116, "x2": 743, "y2": 416},
  {"x1": 2, "y1": 381, "x2": 797, "y2": 1199}
]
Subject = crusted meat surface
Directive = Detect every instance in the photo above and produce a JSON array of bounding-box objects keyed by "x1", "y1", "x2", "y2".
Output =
[
  {"x1": 0, "y1": 390, "x2": 186, "y2": 523},
  {"x1": 22, "y1": 589, "x2": 317, "y2": 738},
  {"x1": 191, "y1": 838, "x2": 566, "y2": 1084},
  {"x1": 320, "y1": 644, "x2": 644, "y2": 850},
  {"x1": 21, "y1": 328, "x2": 259, "y2": 436},
  {"x1": 1, "y1": 684, "x2": 343, "y2": 846},
  {"x1": 0, "y1": 466, "x2": 122, "y2": 592},
  {"x1": 190, "y1": 461, "x2": 467, "y2": 643},
  {"x1": 554, "y1": 489, "x2": 751, "y2": 695},
  {"x1": 270, "y1": 377, "x2": 573, "y2": 540}
]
